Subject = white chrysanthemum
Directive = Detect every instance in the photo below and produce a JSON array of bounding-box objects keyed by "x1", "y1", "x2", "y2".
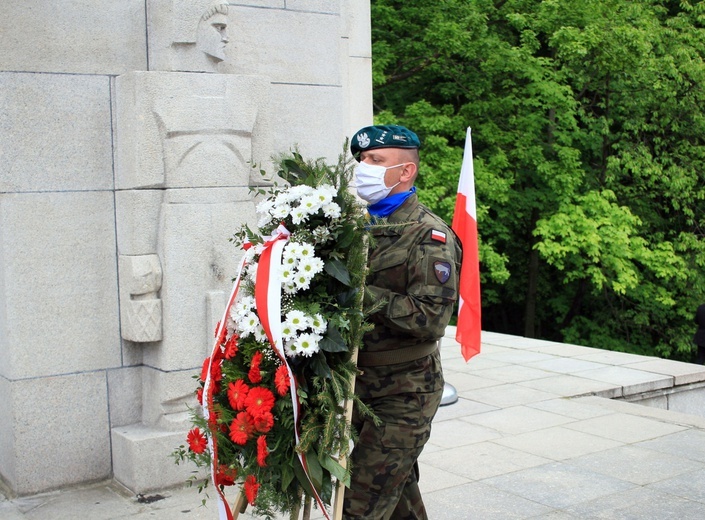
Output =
[
  {"x1": 284, "y1": 339, "x2": 299, "y2": 358},
  {"x1": 282, "y1": 255, "x2": 298, "y2": 269},
  {"x1": 286, "y1": 310, "x2": 306, "y2": 331},
  {"x1": 254, "y1": 324, "x2": 268, "y2": 343},
  {"x1": 285, "y1": 242, "x2": 302, "y2": 257},
  {"x1": 256, "y1": 198, "x2": 275, "y2": 215},
  {"x1": 310, "y1": 313, "x2": 327, "y2": 334},
  {"x1": 294, "y1": 274, "x2": 312, "y2": 291},
  {"x1": 231, "y1": 295, "x2": 255, "y2": 320},
  {"x1": 299, "y1": 195, "x2": 322, "y2": 215},
  {"x1": 274, "y1": 192, "x2": 291, "y2": 207},
  {"x1": 299, "y1": 242, "x2": 315, "y2": 258},
  {"x1": 281, "y1": 321, "x2": 296, "y2": 340},
  {"x1": 321, "y1": 184, "x2": 337, "y2": 197},
  {"x1": 312, "y1": 187, "x2": 334, "y2": 205},
  {"x1": 280, "y1": 267, "x2": 295, "y2": 283},
  {"x1": 299, "y1": 256, "x2": 324, "y2": 277},
  {"x1": 295, "y1": 333, "x2": 321, "y2": 357},
  {"x1": 258, "y1": 212, "x2": 274, "y2": 228},
  {"x1": 254, "y1": 243, "x2": 266, "y2": 256},
  {"x1": 289, "y1": 185, "x2": 314, "y2": 199},
  {"x1": 271, "y1": 203, "x2": 290, "y2": 220},
  {"x1": 281, "y1": 246, "x2": 299, "y2": 268},
  {"x1": 285, "y1": 310, "x2": 309, "y2": 331},
  {"x1": 239, "y1": 311, "x2": 260, "y2": 333},
  {"x1": 291, "y1": 206, "x2": 308, "y2": 225},
  {"x1": 322, "y1": 202, "x2": 342, "y2": 219},
  {"x1": 283, "y1": 281, "x2": 298, "y2": 295}
]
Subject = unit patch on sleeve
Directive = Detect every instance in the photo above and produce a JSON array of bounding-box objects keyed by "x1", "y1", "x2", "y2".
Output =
[
  {"x1": 433, "y1": 261, "x2": 452, "y2": 284},
  {"x1": 430, "y1": 230, "x2": 446, "y2": 243}
]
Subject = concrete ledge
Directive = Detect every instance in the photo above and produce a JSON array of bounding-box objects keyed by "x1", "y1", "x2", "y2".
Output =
[{"x1": 111, "y1": 424, "x2": 205, "y2": 494}]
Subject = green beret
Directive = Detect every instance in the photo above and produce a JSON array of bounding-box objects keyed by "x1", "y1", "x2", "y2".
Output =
[{"x1": 350, "y1": 125, "x2": 421, "y2": 161}]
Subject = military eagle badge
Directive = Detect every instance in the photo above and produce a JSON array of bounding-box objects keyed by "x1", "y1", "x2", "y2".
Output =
[{"x1": 356, "y1": 132, "x2": 371, "y2": 149}]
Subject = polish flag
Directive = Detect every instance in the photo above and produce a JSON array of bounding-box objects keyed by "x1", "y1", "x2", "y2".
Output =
[{"x1": 452, "y1": 128, "x2": 482, "y2": 361}]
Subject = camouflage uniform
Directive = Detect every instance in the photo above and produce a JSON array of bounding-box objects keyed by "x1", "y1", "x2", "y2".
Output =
[{"x1": 344, "y1": 192, "x2": 462, "y2": 520}]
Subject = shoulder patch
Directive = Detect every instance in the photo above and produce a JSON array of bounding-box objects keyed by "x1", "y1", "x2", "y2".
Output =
[
  {"x1": 434, "y1": 261, "x2": 452, "y2": 283},
  {"x1": 431, "y1": 230, "x2": 446, "y2": 243}
]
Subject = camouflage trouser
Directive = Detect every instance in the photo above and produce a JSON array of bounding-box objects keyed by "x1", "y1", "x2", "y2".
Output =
[{"x1": 343, "y1": 350, "x2": 443, "y2": 520}]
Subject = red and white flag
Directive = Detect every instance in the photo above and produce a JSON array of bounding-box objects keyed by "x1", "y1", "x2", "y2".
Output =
[{"x1": 452, "y1": 127, "x2": 482, "y2": 361}]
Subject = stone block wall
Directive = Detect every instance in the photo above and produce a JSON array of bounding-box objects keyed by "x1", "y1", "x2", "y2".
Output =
[{"x1": 0, "y1": 0, "x2": 372, "y2": 496}]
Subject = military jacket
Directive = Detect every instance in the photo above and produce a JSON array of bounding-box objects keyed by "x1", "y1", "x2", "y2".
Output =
[{"x1": 363, "y1": 193, "x2": 462, "y2": 354}]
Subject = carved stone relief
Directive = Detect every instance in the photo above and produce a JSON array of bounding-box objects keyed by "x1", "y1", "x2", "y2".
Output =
[
  {"x1": 150, "y1": 0, "x2": 232, "y2": 73},
  {"x1": 118, "y1": 255, "x2": 163, "y2": 343}
]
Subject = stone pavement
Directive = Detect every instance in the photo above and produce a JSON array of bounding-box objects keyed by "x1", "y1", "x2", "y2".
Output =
[{"x1": 4, "y1": 328, "x2": 705, "y2": 519}]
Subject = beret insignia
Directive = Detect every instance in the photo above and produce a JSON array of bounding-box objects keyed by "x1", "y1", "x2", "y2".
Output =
[{"x1": 350, "y1": 124, "x2": 421, "y2": 160}]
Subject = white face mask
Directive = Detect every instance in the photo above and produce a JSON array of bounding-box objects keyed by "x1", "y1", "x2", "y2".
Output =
[{"x1": 354, "y1": 162, "x2": 404, "y2": 204}]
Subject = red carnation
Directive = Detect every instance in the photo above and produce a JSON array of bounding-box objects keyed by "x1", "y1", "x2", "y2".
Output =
[
  {"x1": 245, "y1": 387, "x2": 276, "y2": 419},
  {"x1": 253, "y1": 412, "x2": 274, "y2": 433},
  {"x1": 224, "y1": 334, "x2": 239, "y2": 359},
  {"x1": 227, "y1": 380, "x2": 250, "y2": 411},
  {"x1": 215, "y1": 464, "x2": 237, "y2": 487},
  {"x1": 200, "y1": 357, "x2": 211, "y2": 382},
  {"x1": 196, "y1": 387, "x2": 203, "y2": 405},
  {"x1": 244, "y1": 474, "x2": 260, "y2": 505},
  {"x1": 248, "y1": 351, "x2": 263, "y2": 383},
  {"x1": 274, "y1": 365, "x2": 290, "y2": 396},
  {"x1": 229, "y1": 412, "x2": 254, "y2": 445},
  {"x1": 186, "y1": 428, "x2": 207, "y2": 454},
  {"x1": 201, "y1": 356, "x2": 223, "y2": 383},
  {"x1": 211, "y1": 361, "x2": 222, "y2": 383},
  {"x1": 256, "y1": 435, "x2": 269, "y2": 467}
]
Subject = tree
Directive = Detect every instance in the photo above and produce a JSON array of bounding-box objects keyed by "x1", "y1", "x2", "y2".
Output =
[{"x1": 371, "y1": 0, "x2": 705, "y2": 359}]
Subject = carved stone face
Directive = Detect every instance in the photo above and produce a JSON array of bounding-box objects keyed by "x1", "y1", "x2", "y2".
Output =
[{"x1": 197, "y1": 12, "x2": 229, "y2": 62}]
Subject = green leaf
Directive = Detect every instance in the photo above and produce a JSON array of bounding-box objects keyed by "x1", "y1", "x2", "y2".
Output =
[
  {"x1": 304, "y1": 451, "x2": 324, "y2": 492},
  {"x1": 320, "y1": 454, "x2": 350, "y2": 487},
  {"x1": 319, "y1": 324, "x2": 348, "y2": 353},
  {"x1": 281, "y1": 463, "x2": 295, "y2": 491},
  {"x1": 335, "y1": 223, "x2": 357, "y2": 249},
  {"x1": 292, "y1": 456, "x2": 316, "y2": 497},
  {"x1": 324, "y1": 259, "x2": 352, "y2": 286},
  {"x1": 309, "y1": 352, "x2": 332, "y2": 378}
]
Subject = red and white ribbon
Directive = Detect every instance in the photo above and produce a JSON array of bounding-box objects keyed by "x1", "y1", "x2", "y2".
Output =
[{"x1": 254, "y1": 226, "x2": 331, "y2": 520}]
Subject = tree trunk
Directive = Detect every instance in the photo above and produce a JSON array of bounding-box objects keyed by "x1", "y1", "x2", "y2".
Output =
[{"x1": 524, "y1": 209, "x2": 540, "y2": 338}]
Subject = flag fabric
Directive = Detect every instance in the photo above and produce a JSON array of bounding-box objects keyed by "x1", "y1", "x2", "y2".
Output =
[{"x1": 451, "y1": 127, "x2": 482, "y2": 361}]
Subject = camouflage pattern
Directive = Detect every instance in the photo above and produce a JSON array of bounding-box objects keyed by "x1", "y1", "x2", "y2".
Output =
[
  {"x1": 344, "y1": 350, "x2": 443, "y2": 520},
  {"x1": 344, "y1": 194, "x2": 461, "y2": 519},
  {"x1": 363, "y1": 193, "x2": 462, "y2": 353}
]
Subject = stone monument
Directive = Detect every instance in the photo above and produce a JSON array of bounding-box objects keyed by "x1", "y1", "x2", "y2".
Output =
[{"x1": 0, "y1": 0, "x2": 373, "y2": 496}]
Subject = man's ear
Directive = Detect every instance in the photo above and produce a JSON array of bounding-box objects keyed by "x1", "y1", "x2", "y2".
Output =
[{"x1": 401, "y1": 162, "x2": 417, "y2": 183}]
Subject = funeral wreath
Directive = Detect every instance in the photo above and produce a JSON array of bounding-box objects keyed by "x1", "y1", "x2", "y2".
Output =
[{"x1": 172, "y1": 147, "x2": 374, "y2": 519}]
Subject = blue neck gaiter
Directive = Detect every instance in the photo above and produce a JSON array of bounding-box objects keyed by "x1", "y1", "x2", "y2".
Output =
[{"x1": 368, "y1": 187, "x2": 416, "y2": 218}]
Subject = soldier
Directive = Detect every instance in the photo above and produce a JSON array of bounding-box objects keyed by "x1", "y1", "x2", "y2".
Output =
[{"x1": 344, "y1": 125, "x2": 462, "y2": 519}]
